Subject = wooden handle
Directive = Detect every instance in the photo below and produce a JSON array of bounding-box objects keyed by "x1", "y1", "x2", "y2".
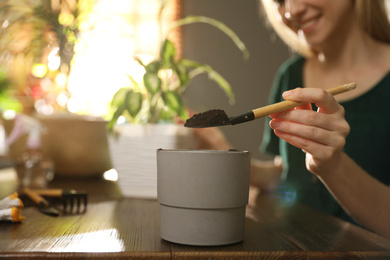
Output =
[
  {"x1": 253, "y1": 82, "x2": 356, "y2": 119},
  {"x1": 23, "y1": 188, "x2": 49, "y2": 207},
  {"x1": 33, "y1": 189, "x2": 63, "y2": 197}
]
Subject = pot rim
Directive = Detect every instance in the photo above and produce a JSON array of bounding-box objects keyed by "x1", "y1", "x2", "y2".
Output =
[{"x1": 157, "y1": 148, "x2": 250, "y2": 154}]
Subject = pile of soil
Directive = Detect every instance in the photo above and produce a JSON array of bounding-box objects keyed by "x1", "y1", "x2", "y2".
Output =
[{"x1": 184, "y1": 109, "x2": 230, "y2": 128}]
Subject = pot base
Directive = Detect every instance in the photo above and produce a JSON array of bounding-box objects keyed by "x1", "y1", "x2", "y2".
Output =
[{"x1": 160, "y1": 204, "x2": 245, "y2": 246}]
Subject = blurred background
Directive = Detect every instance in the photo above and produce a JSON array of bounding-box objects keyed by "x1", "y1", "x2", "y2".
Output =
[
  {"x1": 0, "y1": 0, "x2": 291, "y2": 160},
  {"x1": 181, "y1": 0, "x2": 289, "y2": 159}
]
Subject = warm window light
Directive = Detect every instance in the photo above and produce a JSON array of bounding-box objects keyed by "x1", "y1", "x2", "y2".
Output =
[
  {"x1": 3, "y1": 110, "x2": 16, "y2": 120},
  {"x1": 67, "y1": 97, "x2": 83, "y2": 113},
  {"x1": 48, "y1": 47, "x2": 61, "y2": 71},
  {"x1": 41, "y1": 78, "x2": 53, "y2": 92},
  {"x1": 66, "y1": 32, "x2": 135, "y2": 115},
  {"x1": 116, "y1": 116, "x2": 127, "y2": 125},
  {"x1": 31, "y1": 64, "x2": 48, "y2": 78},
  {"x1": 55, "y1": 73, "x2": 68, "y2": 88},
  {"x1": 58, "y1": 228, "x2": 125, "y2": 252},
  {"x1": 57, "y1": 92, "x2": 69, "y2": 107},
  {"x1": 103, "y1": 168, "x2": 119, "y2": 181},
  {"x1": 66, "y1": 0, "x2": 180, "y2": 117},
  {"x1": 35, "y1": 99, "x2": 54, "y2": 115},
  {"x1": 128, "y1": 57, "x2": 150, "y2": 84}
]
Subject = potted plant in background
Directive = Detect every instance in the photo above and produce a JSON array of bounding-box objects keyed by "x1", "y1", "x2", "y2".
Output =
[
  {"x1": 0, "y1": 0, "x2": 92, "y2": 114},
  {"x1": 107, "y1": 1, "x2": 249, "y2": 198},
  {"x1": 0, "y1": 0, "x2": 115, "y2": 178}
]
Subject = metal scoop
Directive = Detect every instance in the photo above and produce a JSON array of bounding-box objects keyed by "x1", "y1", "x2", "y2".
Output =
[
  {"x1": 23, "y1": 188, "x2": 60, "y2": 217},
  {"x1": 185, "y1": 83, "x2": 356, "y2": 128}
]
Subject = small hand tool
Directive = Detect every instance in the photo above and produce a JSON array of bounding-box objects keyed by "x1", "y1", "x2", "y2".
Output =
[
  {"x1": 184, "y1": 82, "x2": 357, "y2": 128},
  {"x1": 33, "y1": 189, "x2": 87, "y2": 213},
  {"x1": 23, "y1": 188, "x2": 59, "y2": 217}
]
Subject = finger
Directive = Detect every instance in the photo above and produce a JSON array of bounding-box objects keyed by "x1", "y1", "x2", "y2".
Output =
[
  {"x1": 270, "y1": 119, "x2": 346, "y2": 148},
  {"x1": 294, "y1": 102, "x2": 312, "y2": 110},
  {"x1": 269, "y1": 108, "x2": 294, "y2": 119},
  {"x1": 274, "y1": 129, "x2": 341, "y2": 175},
  {"x1": 282, "y1": 88, "x2": 340, "y2": 114},
  {"x1": 283, "y1": 89, "x2": 312, "y2": 110},
  {"x1": 273, "y1": 129, "x2": 342, "y2": 161},
  {"x1": 270, "y1": 109, "x2": 349, "y2": 135}
]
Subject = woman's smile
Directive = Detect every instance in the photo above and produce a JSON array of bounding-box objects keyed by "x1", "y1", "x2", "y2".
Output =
[
  {"x1": 277, "y1": 0, "x2": 357, "y2": 47},
  {"x1": 299, "y1": 15, "x2": 321, "y2": 34}
]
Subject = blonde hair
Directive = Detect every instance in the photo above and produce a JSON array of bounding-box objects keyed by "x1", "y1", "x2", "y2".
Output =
[{"x1": 260, "y1": 0, "x2": 390, "y2": 57}]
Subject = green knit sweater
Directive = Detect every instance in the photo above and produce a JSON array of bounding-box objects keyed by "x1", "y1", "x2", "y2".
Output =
[{"x1": 261, "y1": 55, "x2": 390, "y2": 224}]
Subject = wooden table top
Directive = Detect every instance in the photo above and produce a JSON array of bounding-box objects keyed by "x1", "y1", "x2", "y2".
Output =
[{"x1": 1, "y1": 170, "x2": 390, "y2": 259}]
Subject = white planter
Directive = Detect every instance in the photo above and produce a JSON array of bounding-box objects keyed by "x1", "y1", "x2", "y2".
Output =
[
  {"x1": 157, "y1": 149, "x2": 251, "y2": 246},
  {"x1": 108, "y1": 124, "x2": 196, "y2": 199}
]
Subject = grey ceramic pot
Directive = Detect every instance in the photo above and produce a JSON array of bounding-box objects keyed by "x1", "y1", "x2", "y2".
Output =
[{"x1": 157, "y1": 149, "x2": 251, "y2": 246}]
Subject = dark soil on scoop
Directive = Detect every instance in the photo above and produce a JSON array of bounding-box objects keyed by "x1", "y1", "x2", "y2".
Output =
[{"x1": 184, "y1": 109, "x2": 230, "y2": 128}]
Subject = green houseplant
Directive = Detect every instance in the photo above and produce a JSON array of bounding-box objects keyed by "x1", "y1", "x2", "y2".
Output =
[
  {"x1": 106, "y1": 1, "x2": 249, "y2": 198},
  {"x1": 108, "y1": 5, "x2": 249, "y2": 130}
]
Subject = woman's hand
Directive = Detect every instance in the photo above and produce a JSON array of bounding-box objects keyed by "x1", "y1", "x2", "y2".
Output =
[
  {"x1": 269, "y1": 88, "x2": 350, "y2": 176},
  {"x1": 268, "y1": 88, "x2": 390, "y2": 239}
]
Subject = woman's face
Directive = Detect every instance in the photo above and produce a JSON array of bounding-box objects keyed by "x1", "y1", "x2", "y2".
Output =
[{"x1": 275, "y1": 0, "x2": 355, "y2": 47}]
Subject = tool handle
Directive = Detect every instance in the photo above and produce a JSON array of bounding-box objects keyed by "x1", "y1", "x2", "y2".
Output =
[
  {"x1": 33, "y1": 189, "x2": 63, "y2": 197},
  {"x1": 23, "y1": 188, "x2": 49, "y2": 207},
  {"x1": 252, "y1": 82, "x2": 356, "y2": 119}
]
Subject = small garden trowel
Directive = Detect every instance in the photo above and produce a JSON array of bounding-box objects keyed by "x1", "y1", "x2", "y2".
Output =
[
  {"x1": 184, "y1": 82, "x2": 356, "y2": 128},
  {"x1": 23, "y1": 188, "x2": 59, "y2": 217}
]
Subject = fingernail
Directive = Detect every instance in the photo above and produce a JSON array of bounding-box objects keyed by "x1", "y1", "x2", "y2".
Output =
[
  {"x1": 283, "y1": 90, "x2": 293, "y2": 98},
  {"x1": 270, "y1": 120, "x2": 280, "y2": 128}
]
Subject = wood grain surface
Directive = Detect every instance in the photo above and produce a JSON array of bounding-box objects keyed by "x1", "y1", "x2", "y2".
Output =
[{"x1": 1, "y1": 172, "x2": 390, "y2": 259}]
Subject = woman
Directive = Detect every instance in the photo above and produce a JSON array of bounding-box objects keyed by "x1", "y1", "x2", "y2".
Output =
[{"x1": 195, "y1": 0, "x2": 390, "y2": 239}]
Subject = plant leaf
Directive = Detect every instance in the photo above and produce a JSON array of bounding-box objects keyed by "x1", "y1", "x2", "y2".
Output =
[
  {"x1": 145, "y1": 60, "x2": 160, "y2": 73},
  {"x1": 126, "y1": 75, "x2": 143, "y2": 92},
  {"x1": 162, "y1": 90, "x2": 186, "y2": 119},
  {"x1": 168, "y1": 16, "x2": 249, "y2": 60},
  {"x1": 125, "y1": 90, "x2": 143, "y2": 118},
  {"x1": 160, "y1": 39, "x2": 176, "y2": 66},
  {"x1": 110, "y1": 87, "x2": 129, "y2": 108},
  {"x1": 143, "y1": 71, "x2": 161, "y2": 95},
  {"x1": 148, "y1": 94, "x2": 163, "y2": 123},
  {"x1": 172, "y1": 60, "x2": 190, "y2": 88},
  {"x1": 134, "y1": 56, "x2": 146, "y2": 67},
  {"x1": 107, "y1": 104, "x2": 125, "y2": 131}
]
